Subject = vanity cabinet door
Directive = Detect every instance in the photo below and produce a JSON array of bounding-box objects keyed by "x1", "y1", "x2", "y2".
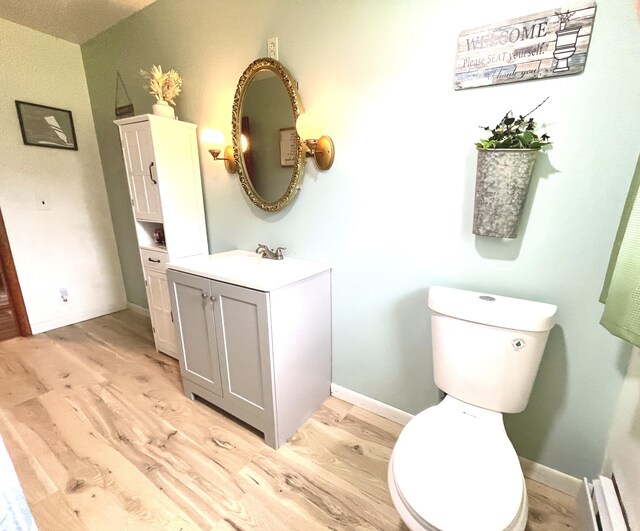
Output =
[
  {"x1": 211, "y1": 280, "x2": 274, "y2": 429},
  {"x1": 120, "y1": 122, "x2": 163, "y2": 222},
  {"x1": 144, "y1": 268, "x2": 177, "y2": 359},
  {"x1": 169, "y1": 270, "x2": 223, "y2": 396}
]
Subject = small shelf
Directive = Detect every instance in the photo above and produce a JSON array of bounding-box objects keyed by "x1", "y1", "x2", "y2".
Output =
[{"x1": 135, "y1": 221, "x2": 165, "y2": 248}]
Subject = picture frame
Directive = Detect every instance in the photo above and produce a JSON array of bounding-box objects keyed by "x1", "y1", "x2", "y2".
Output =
[
  {"x1": 15, "y1": 101, "x2": 78, "y2": 150},
  {"x1": 279, "y1": 127, "x2": 297, "y2": 167}
]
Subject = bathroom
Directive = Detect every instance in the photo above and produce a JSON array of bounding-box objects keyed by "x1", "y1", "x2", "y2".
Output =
[{"x1": 1, "y1": 0, "x2": 639, "y2": 528}]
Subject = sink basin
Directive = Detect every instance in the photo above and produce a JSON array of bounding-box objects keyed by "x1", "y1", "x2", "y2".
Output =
[{"x1": 167, "y1": 250, "x2": 331, "y2": 291}]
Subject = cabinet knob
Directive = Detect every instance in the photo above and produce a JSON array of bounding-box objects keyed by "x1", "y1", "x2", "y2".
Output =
[
  {"x1": 201, "y1": 292, "x2": 208, "y2": 299},
  {"x1": 210, "y1": 296, "x2": 216, "y2": 302}
]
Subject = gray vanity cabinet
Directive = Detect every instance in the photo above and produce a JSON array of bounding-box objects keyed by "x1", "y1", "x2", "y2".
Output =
[{"x1": 167, "y1": 258, "x2": 331, "y2": 449}]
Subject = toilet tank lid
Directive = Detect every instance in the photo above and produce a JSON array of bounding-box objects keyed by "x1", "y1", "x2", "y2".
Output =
[{"x1": 428, "y1": 286, "x2": 557, "y2": 332}]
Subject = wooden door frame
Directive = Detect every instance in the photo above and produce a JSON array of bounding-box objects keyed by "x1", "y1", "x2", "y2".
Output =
[{"x1": 0, "y1": 209, "x2": 31, "y2": 336}]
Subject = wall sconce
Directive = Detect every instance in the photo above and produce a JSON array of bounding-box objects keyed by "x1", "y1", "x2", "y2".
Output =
[
  {"x1": 295, "y1": 113, "x2": 335, "y2": 171},
  {"x1": 200, "y1": 128, "x2": 237, "y2": 174}
]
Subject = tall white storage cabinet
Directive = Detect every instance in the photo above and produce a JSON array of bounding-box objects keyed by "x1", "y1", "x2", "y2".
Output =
[{"x1": 115, "y1": 114, "x2": 208, "y2": 359}]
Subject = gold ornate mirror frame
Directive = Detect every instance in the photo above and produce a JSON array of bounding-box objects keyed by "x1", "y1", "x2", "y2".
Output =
[{"x1": 231, "y1": 58, "x2": 305, "y2": 212}]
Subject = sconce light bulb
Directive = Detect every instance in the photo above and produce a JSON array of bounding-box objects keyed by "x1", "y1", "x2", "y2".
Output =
[
  {"x1": 241, "y1": 134, "x2": 249, "y2": 153},
  {"x1": 296, "y1": 112, "x2": 324, "y2": 141},
  {"x1": 201, "y1": 128, "x2": 225, "y2": 150}
]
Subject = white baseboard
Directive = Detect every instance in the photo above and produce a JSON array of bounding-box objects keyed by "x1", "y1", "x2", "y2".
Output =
[
  {"x1": 30, "y1": 302, "x2": 127, "y2": 335},
  {"x1": 330, "y1": 383, "x2": 414, "y2": 426},
  {"x1": 331, "y1": 383, "x2": 580, "y2": 497},
  {"x1": 519, "y1": 456, "x2": 581, "y2": 497},
  {"x1": 126, "y1": 302, "x2": 150, "y2": 317}
]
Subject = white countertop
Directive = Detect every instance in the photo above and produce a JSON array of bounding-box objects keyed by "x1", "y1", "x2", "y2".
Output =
[{"x1": 167, "y1": 250, "x2": 331, "y2": 291}]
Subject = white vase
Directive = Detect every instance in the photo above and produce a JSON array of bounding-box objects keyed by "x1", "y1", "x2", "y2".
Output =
[{"x1": 152, "y1": 100, "x2": 175, "y2": 119}]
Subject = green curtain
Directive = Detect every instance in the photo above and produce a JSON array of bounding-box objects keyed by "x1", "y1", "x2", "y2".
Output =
[{"x1": 600, "y1": 153, "x2": 640, "y2": 347}]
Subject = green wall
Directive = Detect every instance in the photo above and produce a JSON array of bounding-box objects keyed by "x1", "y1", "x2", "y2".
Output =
[{"x1": 82, "y1": 0, "x2": 640, "y2": 479}]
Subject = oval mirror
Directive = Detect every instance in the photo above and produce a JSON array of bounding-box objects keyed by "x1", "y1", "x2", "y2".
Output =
[{"x1": 231, "y1": 58, "x2": 305, "y2": 212}]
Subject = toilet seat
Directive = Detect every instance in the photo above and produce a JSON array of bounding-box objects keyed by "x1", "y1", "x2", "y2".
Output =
[{"x1": 390, "y1": 396, "x2": 525, "y2": 531}]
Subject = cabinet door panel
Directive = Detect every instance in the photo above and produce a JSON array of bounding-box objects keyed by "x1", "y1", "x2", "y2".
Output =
[
  {"x1": 213, "y1": 281, "x2": 273, "y2": 421},
  {"x1": 121, "y1": 125, "x2": 162, "y2": 222},
  {"x1": 145, "y1": 269, "x2": 177, "y2": 358},
  {"x1": 170, "y1": 272, "x2": 222, "y2": 396},
  {"x1": 218, "y1": 295, "x2": 264, "y2": 407}
]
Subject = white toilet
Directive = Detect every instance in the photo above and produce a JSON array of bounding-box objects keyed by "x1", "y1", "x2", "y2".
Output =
[{"x1": 388, "y1": 286, "x2": 557, "y2": 531}]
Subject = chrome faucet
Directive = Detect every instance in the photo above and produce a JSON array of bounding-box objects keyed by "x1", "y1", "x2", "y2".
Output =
[{"x1": 256, "y1": 244, "x2": 286, "y2": 260}]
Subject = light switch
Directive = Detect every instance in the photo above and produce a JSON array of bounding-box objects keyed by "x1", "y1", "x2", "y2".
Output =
[{"x1": 35, "y1": 197, "x2": 51, "y2": 210}]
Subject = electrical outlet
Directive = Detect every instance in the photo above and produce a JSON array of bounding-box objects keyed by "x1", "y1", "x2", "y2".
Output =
[
  {"x1": 59, "y1": 288, "x2": 68, "y2": 302},
  {"x1": 267, "y1": 37, "x2": 279, "y2": 60}
]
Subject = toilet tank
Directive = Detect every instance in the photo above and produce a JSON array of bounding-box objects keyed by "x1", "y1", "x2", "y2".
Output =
[{"x1": 428, "y1": 286, "x2": 557, "y2": 414}]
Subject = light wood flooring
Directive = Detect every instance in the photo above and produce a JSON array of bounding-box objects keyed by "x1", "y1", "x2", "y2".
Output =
[{"x1": 0, "y1": 310, "x2": 576, "y2": 530}]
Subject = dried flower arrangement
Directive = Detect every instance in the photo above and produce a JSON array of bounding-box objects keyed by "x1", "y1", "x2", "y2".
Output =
[{"x1": 140, "y1": 65, "x2": 183, "y2": 106}]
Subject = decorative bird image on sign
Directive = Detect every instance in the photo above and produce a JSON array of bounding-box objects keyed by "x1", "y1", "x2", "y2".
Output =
[{"x1": 454, "y1": 2, "x2": 597, "y2": 90}]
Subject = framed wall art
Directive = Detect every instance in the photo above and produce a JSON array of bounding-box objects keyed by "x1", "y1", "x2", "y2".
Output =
[{"x1": 15, "y1": 101, "x2": 78, "y2": 150}]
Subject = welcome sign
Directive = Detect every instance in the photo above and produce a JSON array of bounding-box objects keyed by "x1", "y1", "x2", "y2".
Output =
[{"x1": 454, "y1": 3, "x2": 596, "y2": 90}]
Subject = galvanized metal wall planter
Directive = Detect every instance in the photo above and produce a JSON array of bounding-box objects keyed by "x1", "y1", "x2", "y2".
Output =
[{"x1": 473, "y1": 149, "x2": 538, "y2": 238}]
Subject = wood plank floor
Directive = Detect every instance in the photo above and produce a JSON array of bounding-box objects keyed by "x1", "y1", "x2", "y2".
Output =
[{"x1": 0, "y1": 310, "x2": 576, "y2": 530}]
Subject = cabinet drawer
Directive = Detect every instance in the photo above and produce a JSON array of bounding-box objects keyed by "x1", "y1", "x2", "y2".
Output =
[{"x1": 141, "y1": 248, "x2": 168, "y2": 271}]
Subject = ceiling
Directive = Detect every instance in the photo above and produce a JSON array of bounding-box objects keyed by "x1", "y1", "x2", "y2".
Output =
[{"x1": 0, "y1": 0, "x2": 158, "y2": 44}]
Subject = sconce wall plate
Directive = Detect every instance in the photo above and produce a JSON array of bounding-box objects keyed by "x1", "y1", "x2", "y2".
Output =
[
  {"x1": 223, "y1": 145, "x2": 237, "y2": 173},
  {"x1": 313, "y1": 135, "x2": 334, "y2": 171},
  {"x1": 295, "y1": 113, "x2": 335, "y2": 171}
]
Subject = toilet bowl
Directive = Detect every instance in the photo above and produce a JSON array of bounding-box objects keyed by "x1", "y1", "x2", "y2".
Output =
[
  {"x1": 388, "y1": 286, "x2": 557, "y2": 531},
  {"x1": 388, "y1": 396, "x2": 528, "y2": 531}
]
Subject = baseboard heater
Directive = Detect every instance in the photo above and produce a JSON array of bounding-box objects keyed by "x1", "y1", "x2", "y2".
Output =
[{"x1": 576, "y1": 476, "x2": 629, "y2": 530}]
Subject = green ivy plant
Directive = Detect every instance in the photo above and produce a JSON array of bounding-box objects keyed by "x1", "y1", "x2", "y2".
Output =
[{"x1": 476, "y1": 97, "x2": 551, "y2": 150}]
